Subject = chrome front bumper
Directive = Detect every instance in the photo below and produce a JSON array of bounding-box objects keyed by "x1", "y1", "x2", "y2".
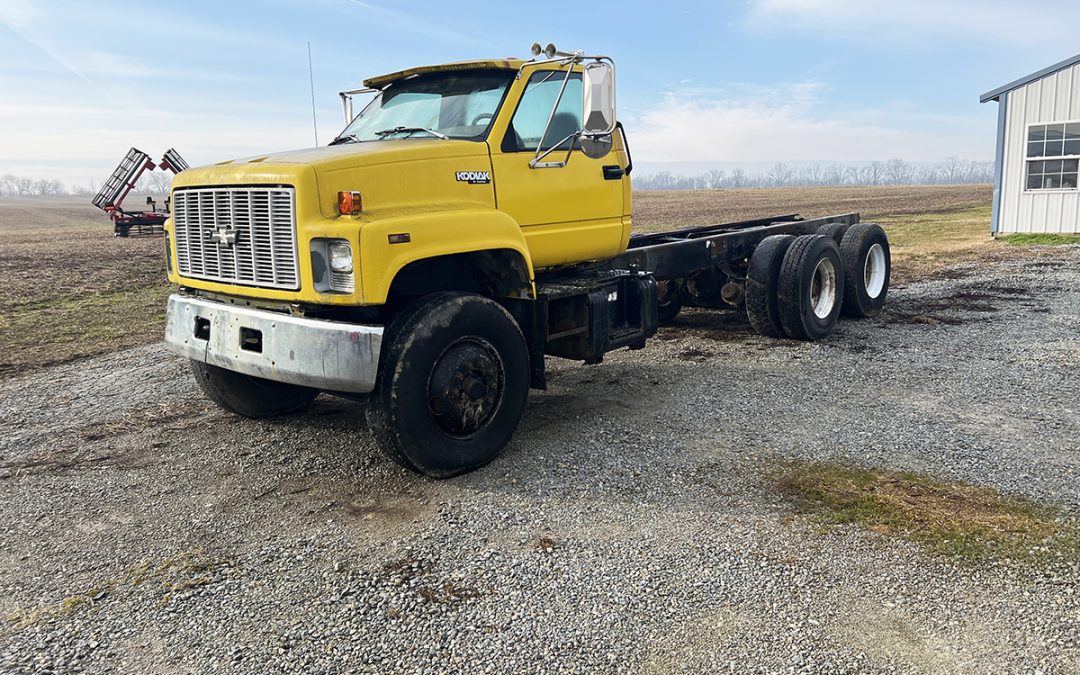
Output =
[{"x1": 164, "y1": 294, "x2": 382, "y2": 393}]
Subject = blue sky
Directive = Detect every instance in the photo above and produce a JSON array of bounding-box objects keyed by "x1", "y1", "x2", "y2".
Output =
[{"x1": 2, "y1": 0, "x2": 1078, "y2": 187}]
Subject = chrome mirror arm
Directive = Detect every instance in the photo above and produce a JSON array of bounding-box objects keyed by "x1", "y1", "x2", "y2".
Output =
[
  {"x1": 338, "y1": 88, "x2": 377, "y2": 125},
  {"x1": 529, "y1": 133, "x2": 579, "y2": 169}
]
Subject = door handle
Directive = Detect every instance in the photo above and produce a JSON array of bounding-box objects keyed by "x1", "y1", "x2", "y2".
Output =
[{"x1": 603, "y1": 165, "x2": 624, "y2": 180}]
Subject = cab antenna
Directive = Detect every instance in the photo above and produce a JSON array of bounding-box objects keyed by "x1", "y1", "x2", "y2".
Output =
[{"x1": 308, "y1": 41, "x2": 320, "y2": 146}]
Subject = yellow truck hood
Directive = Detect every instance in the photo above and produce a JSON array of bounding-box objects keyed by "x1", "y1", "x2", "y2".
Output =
[
  {"x1": 213, "y1": 140, "x2": 484, "y2": 173},
  {"x1": 173, "y1": 140, "x2": 496, "y2": 219}
]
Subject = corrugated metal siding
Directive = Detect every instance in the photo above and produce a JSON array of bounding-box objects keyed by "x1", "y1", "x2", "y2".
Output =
[{"x1": 999, "y1": 62, "x2": 1080, "y2": 233}]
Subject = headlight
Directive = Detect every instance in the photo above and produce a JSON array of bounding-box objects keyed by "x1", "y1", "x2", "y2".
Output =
[{"x1": 328, "y1": 240, "x2": 353, "y2": 274}]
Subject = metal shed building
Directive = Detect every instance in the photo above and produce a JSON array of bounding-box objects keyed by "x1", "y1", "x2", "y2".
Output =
[{"x1": 981, "y1": 53, "x2": 1080, "y2": 235}]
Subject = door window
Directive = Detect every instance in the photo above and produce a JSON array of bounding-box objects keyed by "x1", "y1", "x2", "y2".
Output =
[{"x1": 504, "y1": 71, "x2": 582, "y2": 152}]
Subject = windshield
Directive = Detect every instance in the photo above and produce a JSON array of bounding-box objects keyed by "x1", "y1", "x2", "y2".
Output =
[{"x1": 335, "y1": 70, "x2": 513, "y2": 143}]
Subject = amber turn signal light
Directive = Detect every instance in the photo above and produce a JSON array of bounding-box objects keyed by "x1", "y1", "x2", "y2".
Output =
[{"x1": 338, "y1": 191, "x2": 362, "y2": 215}]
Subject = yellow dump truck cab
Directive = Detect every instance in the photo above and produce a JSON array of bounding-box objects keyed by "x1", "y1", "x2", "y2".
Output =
[{"x1": 164, "y1": 45, "x2": 890, "y2": 478}]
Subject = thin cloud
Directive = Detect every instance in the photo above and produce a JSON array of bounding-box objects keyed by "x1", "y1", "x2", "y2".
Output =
[
  {"x1": 628, "y1": 84, "x2": 991, "y2": 163},
  {"x1": 747, "y1": 0, "x2": 1080, "y2": 48},
  {"x1": 0, "y1": 0, "x2": 37, "y2": 29},
  {"x1": 0, "y1": 22, "x2": 108, "y2": 98},
  {"x1": 291, "y1": 0, "x2": 482, "y2": 48},
  {"x1": 0, "y1": 99, "x2": 315, "y2": 185}
]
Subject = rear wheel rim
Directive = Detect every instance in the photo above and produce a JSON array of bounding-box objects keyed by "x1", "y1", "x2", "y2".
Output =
[
  {"x1": 810, "y1": 258, "x2": 837, "y2": 319},
  {"x1": 426, "y1": 337, "x2": 504, "y2": 439},
  {"x1": 864, "y1": 243, "x2": 887, "y2": 299}
]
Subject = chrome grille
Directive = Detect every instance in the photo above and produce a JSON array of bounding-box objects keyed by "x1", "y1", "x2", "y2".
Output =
[{"x1": 172, "y1": 186, "x2": 299, "y2": 290}]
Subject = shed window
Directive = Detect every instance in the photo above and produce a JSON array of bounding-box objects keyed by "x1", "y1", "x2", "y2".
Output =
[{"x1": 1026, "y1": 122, "x2": 1080, "y2": 190}]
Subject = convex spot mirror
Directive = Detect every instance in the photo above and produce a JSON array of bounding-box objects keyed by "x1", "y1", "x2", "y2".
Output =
[
  {"x1": 581, "y1": 61, "x2": 616, "y2": 159},
  {"x1": 581, "y1": 134, "x2": 613, "y2": 159}
]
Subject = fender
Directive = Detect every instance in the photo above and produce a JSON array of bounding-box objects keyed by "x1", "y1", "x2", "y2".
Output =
[{"x1": 359, "y1": 207, "x2": 535, "y2": 305}]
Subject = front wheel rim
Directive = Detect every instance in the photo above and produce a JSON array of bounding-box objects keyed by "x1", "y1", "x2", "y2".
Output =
[
  {"x1": 864, "y1": 243, "x2": 887, "y2": 299},
  {"x1": 426, "y1": 337, "x2": 504, "y2": 438},
  {"x1": 810, "y1": 258, "x2": 838, "y2": 319}
]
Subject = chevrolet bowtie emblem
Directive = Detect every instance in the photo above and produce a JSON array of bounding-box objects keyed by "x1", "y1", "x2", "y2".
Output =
[{"x1": 208, "y1": 224, "x2": 238, "y2": 247}]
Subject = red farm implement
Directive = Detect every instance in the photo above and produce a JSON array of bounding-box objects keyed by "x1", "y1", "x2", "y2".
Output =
[{"x1": 92, "y1": 147, "x2": 190, "y2": 237}]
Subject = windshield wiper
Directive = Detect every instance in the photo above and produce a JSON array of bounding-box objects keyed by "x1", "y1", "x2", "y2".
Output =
[
  {"x1": 374, "y1": 126, "x2": 449, "y2": 140},
  {"x1": 328, "y1": 134, "x2": 358, "y2": 145}
]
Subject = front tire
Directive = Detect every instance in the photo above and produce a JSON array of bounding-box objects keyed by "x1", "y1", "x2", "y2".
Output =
[
  {"x1": 190, "y1": 361, "x2": 318, "y2": 418},
  {"x1": 366, "y1": 292, "x2": 530, "y2": 478}
]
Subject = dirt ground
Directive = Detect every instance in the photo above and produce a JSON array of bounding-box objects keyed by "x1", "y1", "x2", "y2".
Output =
[
  {"x1": 631, "y1": 184, "x2": 992, "y2": 230},
  {"x1": 0, "y1": 197, "x2": 170, "y2": 378}
]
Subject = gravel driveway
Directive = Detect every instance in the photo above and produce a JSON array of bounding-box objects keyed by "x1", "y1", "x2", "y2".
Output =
[{"x1": 1, "y1": 248, "x2": 1078, "y2": 674}]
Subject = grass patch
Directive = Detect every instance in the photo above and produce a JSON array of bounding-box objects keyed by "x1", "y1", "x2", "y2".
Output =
[
  {"x1": 777, "y1": 461, "x2": 1080, "y2": 565},
  {"x1": 876, "y1": 205, "x2": 993, "y2": 282},
  {"x1": 0, "y1": 282, "x2": 172, "y2": 377},
  {"x1": 5, "y1": 549, "x2": 233, "y2": 628},
  {"x1": 1000, "y1": 233, "x2": 1080, "y2": 246}
]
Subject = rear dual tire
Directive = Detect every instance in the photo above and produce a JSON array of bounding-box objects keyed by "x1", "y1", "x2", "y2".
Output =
[
  {"x1": 839, "y1": 223, "x2": 891, "y2": 318},
  {"x1": 817, "y1": 222, "x2": 850, "y2": 245},
  {"x1": 745, "y1": 235, "x2": 795, "y2": 338},
  {"x1": 746, "y1": 224, "x2": 891, "y2": 339},
  {"x1": 746, "y1": 234, "x2": 845, "y2": 341},
  {"x1": 777, "y1": 235, "x2": 845, "y2": 341}
]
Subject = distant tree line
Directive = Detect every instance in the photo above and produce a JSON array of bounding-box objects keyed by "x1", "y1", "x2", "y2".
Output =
[
  {"x1": 2, "y1": 158, "x2": 992, "y2": 198},
  {"x1": 0, "y1": 175, "x2": 66, "y2": 197},
  {"x1": 0, "y1": 172, "x2": 173, "y2": 198},
  {"x1": 634, "y1": 157, "x2": 995, "y2": 191}
]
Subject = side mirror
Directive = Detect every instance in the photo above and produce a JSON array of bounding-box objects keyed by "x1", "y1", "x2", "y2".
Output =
[
  {"x1": 582, "y1": 61, "x2": 616, "y2": 138},
  {"x1": 530, "y1": 57, "x2": 617, "y2": 168}
]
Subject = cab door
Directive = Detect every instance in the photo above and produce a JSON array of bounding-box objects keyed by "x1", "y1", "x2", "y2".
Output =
[{"x1": 490, "y1": 70, "x2": 627, "y2": 269}]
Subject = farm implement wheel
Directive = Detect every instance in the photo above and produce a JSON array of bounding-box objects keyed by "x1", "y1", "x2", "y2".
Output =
[
  {"x1": 777, "y1": 234, "x2": 845, "y2": 341},
  {"x1": 839, "y1": 223, "x2": 891, "y2": 318},
  {"x1": 366, "y1": 292, "x2": 530, "y2": 478}
]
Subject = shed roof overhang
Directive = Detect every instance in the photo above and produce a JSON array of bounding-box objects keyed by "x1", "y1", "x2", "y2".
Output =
[{"x1": 980, "y1": 52, "x2": 1080, "y2": 103}]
